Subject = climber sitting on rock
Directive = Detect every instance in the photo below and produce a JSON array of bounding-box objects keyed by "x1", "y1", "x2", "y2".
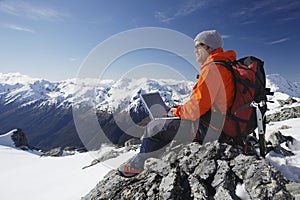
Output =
[{"x1": 118, "y1": 30, "x2": 239, "y2": 177}]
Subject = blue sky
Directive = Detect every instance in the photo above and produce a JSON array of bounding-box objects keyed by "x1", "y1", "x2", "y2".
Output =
[{"x1": 0, "y1": 0, "x2": 299, "y2": 82}]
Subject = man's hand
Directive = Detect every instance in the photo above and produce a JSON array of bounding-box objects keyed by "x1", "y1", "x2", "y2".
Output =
[{"x1": 166, "y1": 107, "x2": 176, "y2": 117}]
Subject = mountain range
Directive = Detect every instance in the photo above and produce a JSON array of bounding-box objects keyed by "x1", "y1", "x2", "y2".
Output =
[{"x1": 0, "y1": 72, "x2": 299, "y2": 150}]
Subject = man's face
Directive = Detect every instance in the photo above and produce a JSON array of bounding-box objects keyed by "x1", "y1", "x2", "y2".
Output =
[{"x1": 194, "y1": 40, "x2": 209, "y2": 64}]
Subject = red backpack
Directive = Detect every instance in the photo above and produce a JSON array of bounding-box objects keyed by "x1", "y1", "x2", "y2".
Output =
[{"x1": 213, "y1": 56, "x2": 273, "y2": 156}]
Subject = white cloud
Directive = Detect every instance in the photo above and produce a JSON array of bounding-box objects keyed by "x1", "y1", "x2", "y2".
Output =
[
  {"x1": 155, "y1": 0, "x2": 208, "y2": 23},
  {"x1": 241, "y1": 20, "x2": 256, "y2": 25},
  {"x1": 154, "y1": 11, "x2": 174, "y2": 23},
  {"x1": 235, "y1": 0, "x2": 300, "y2": 18},
  {"x1": 0, "y1": 1, "x2": 19, "y2": 16},
  {"x1": 221, "y1": 35, "x2": 230, "y2": 39},
  {"x1": 268, "y1": 38, "x2": 290, "y2": 45},
  {"x1": 0, "y1": 1, "x2": 67, "y2": 21},
  {"x1": 28, "y1": 7, "x2": 63, "y2": 20},
  {"x1": 69, "y1": 57, "x2": 77, "y2": 62},
  {"x1": 6, "y1": 24, "x2": 35, "y2": 33},
  {"x1": 174, "y1": 0, "x2": 207, "y2": 17}
]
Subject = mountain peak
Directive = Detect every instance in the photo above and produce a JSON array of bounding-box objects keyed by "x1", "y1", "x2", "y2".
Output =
[
  {"x1": 267, "y1": 74, "x2": 300, "y2": 98},
  {"x1": 0, "y1": 72, "x2": 40, "y2": 85}
]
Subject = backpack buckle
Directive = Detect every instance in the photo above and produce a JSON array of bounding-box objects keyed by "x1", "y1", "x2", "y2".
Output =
[{"x1": 250, "y1": 101, "x2": 266, "y2": 108}]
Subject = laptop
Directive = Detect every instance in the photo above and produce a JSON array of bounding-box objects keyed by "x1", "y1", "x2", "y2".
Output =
[
  {"x1": 140, "y1": 92, "x2": 179, "y2": 120},
  {"x1": 141, "y1": 92, "x2": 221, "y2": 144}
]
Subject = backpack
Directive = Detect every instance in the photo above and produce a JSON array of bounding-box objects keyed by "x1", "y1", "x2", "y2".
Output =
[{"x1": 212, "y1": 56, "x2": 273, "y2": 157}]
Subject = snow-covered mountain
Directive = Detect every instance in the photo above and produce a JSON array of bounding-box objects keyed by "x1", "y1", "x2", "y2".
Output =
[
  {"x1": 0, "y1": 73, "x2": 194, "y2": 150},
  {"x1": 267, "y1": 74, "x2": 300, "y2": 98},
  {"x1": 0, "y1": 72, "x2": 299, "y2": 150},
  {"x1": 0, "y1": 72, "x2": 299, "y2": 111},
  {"x1": 0, "y1": 72, "x2": 300, "y2": 199},
  {"x1": 0, "y1": 73, "x2": 193, "y2": 111}
]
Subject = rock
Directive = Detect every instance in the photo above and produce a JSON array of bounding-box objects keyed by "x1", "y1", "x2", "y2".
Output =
[
  {"x1": 286, "y1": 182, "x2": 300, "y2": 199},
  {"x1": 193, "y1": 159, "x2": 216, "y2": 180},
  {"x1": 83, "y1": 141, "x2": 298, "y2": 199},
  {"x1": 279, "y1": 125, "x2": 292, "y2": 130},
  {"x1": 124, "y1": 138, "x2": 141, "y2": 149},
  {"x1": 268, "y1": 131, "x2": 295, "y2": 146},
  {"x1": 267, "y1": 131, "x2": 295, "y2": 156},
  {"x1": 230, "y1": 154, "x2": 294, "y2": 199},
  {"x1": 188, "y1": 176, "x2": 207, "y2": 199},
  {"x1": 158, "y1": 169, "x2": 177, "y2": 199},
  {"x1": 212, "y1": 160, "x2": 235, "y2": 190},
  {"x1": 212, "y1": 160, "x2": 240, "y2": 199},
  {"x1": 214, "y1": 186, "x2": 239, "y2": 200},
  {"x1": 42, "y1": 147, "x2": 63, "y2": 157},
  {"x1": 277, "y1": 97, "x2": 298, "y2": 107},
  {"x1": 11, "y1": 128, "x2": 29, "y2": 147},
  {"x1": 144, "y1": 158, "x2": 171, "y2": 176},
  {"x1": 267, "y1": 106, "x2": 300, "y2": 122}
]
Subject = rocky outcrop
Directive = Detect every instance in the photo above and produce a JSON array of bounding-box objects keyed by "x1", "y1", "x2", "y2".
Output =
[
  {"x1": 277, "y1": 97, "x2": 298, "y2": 107},
  {"x1": 41, "y1": 146, "x2": 86, "y2": 157},
  {"x1": 267, "y1": 106, "x2": 300, "y2": 122},
  {"x1": 83, "y1": 141, "x2": 296, "y2": 200},
  {"x1": 42, "y1": 147, "x2": 63, "y2": 157},
  {"x1": 11, "y1": 128, "x2": 29, "y2": 148}
]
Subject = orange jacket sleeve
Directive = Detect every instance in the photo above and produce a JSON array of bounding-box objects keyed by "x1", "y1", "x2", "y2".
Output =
[{"x1": 174, "y1": 65, "x2": 227, "y2": 121}]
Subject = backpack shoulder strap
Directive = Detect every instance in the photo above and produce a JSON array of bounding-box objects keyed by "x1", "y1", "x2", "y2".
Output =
[
  {"x1": 207, "y1": 60, "x2": 238, "y2": 112},
  {"x1": 208, "y1": 60, "x2": 237, "y2": 71},
  {"x1": 206, "y1": 60, "x2": 245, "y2": 145}
]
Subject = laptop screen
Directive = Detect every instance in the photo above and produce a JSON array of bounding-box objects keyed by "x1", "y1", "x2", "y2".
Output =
[{"x1": 141, "y1": 92, "x2": 169, "y2": 119}]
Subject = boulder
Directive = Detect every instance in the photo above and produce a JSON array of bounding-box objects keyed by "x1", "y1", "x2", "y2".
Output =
[
  {"x1": 11, "y1": 128, "x2": 29, "y2": 147},
  {"x1": 267, "y1": 106, "x2": 300, "y2": 122},
  {"x1": 42, "y1": 147, "x2": 63, "y2": 157},
  {"x1": 277, "y1": 97, "x2": 298, "y2": 107}
]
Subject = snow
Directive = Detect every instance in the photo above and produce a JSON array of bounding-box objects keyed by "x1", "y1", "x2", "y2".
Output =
[
  {"x1": 236, "y1": 183, "x2": 251, "y2": 200},
  {"x1": 0, "y1": 147, "x2": 107, "y2": 200},
  {"x1": 0, "y1": 129, "x2": 16, "y2": 147},
  {"x1": 266, "y1": 118, "x2": 300, "y2": 182},
  {"x1": 0, "y1": 134, "x2": 138, "y2": 200}
]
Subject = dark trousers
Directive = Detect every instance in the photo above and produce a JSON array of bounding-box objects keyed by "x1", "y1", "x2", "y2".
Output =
[{"x1": 140, "y1": 119, "x2": 194, "y2": 154}]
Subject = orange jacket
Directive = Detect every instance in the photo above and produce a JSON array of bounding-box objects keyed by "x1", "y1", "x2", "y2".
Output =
[{"x1": 174, "y1": 48, "x2": 236, "y2": 121}]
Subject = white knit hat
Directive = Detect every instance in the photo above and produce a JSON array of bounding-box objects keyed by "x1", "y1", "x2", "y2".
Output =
[{"x1": 194, "y1": 30, "x2": 223, "y2": 49}]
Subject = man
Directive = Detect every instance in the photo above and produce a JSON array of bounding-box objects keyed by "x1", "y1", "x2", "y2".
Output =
[{"x1": 118, "y1": 30, "x2": 236, "y2": 177}]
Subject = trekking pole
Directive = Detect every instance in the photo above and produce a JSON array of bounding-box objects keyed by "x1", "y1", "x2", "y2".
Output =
[{"x1": 250, "y1": 101, "x2": 266, "y2": 158}]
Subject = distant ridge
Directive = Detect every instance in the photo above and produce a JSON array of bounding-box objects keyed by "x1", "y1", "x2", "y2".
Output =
[{"x1": 0, "y1": 72, "x2": 299, "y2": 150}]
